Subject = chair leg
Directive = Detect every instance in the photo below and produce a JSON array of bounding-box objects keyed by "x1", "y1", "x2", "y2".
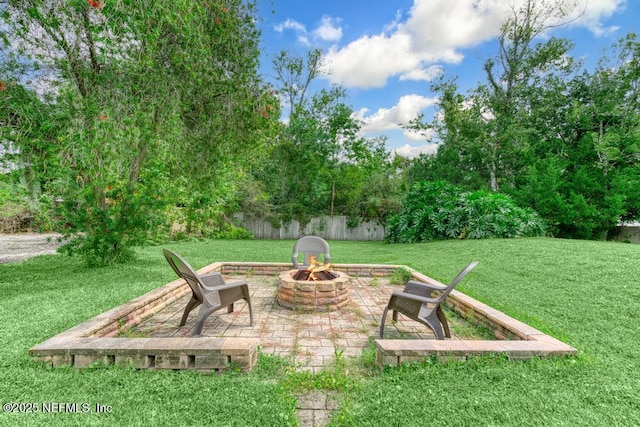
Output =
[
  {"x1": 227, "y1": 303, "x2": 234, "y2": 314},
  {"x1": 380, "y1": 306, "x2": 390, "y2": 338},
  {"x1": 426, "y1": 314, "x2": 446, "y2": 340},
  {"x1": 192, "y1": 306, "x2": 213, "y2": 337},
  {"x1": 180, "y1": 296, "x2": 200, "y2": 326},
  {"x1": 436, "y1": 306, "x2": 451, "y2": 338},
  {"x1": 246, "y1": 297, "x2": 254, "y2": 326}
]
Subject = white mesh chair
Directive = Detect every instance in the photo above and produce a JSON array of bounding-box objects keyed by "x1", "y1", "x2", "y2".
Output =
[{"x1": 291, "y1": 236, "x2": 331, "y2": 269}]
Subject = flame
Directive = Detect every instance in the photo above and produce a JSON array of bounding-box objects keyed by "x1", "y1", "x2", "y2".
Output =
[{"x1": 307, "y1": 255, "x2": 332, "y2": 281}]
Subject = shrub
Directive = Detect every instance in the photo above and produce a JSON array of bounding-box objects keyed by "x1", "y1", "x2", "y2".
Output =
[
  {"x1": 55, "y1": 165, "x2": 170, "y2": 267},
  {"x1": 213, "y1": 224, "x2": 254, "y2": 240},
  {"x1": 385, "y1": 181, "x2": 546, "y2": 243},
  {"x1": 0, "y1": 180, "x2": 35, "y2": 232}
]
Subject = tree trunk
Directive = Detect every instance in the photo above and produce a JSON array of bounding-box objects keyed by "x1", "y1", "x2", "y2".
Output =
[
  {"x1": 490, "y1": 160, "x2": 499, "y2": 192},
  {"x1": 490, "y1": 141, "x2": 499, "y2": 192},
  {"x1": 330, "y1": 177, "x2": 336, "y2": 217}
]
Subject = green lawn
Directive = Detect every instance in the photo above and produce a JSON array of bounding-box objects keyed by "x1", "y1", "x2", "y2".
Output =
[{"x1": 1, "y1": 238, "x2": 639, "y2": 426}]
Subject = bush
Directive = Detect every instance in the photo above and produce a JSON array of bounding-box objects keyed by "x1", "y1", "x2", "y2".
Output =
[
  {"x1": 0, "y1": 180, "x2": 34, "y2": 232},
  {"x1": 55, "y1": 168, "x2": 170, "y2": 267},
  {"x1": 213, "y1": 224, "x2": 254, "y2": 240},
  {"x1": 385, "y1": 181, "x2": 546, "y2": 243}
]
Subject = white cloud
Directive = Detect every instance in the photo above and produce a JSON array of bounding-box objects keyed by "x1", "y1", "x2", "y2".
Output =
[
  {"x1": 564, "y1": 0, "x2": 626, "y2": 37},
  {"x1": 353, "y1": 94, "x2": 440, "y2": 157},
  {"x1": 400, "y1": 65, "x2": 444, "y2": 82},
  {"x1": 354, "y1": 95, "x2": 438, "y2": 157},
  {"x1": 383, "y1": 9, "x2": 404, "y2": 34},
  {"x1": 399, "y1": 0, "x2": 504, "y2": 54},
  {"x1": 323, "y1": 0, "x2": 627, "y2": 89},
  {"x1": 403, "y1": 127, "x2": 434, "y2": 141},
  {"x1": 356, "y1": 94, "x2": 438, "y2": 133},
  {"x1": 393, "y1": 143, "x2": 439, "y2": 158},
  {"x1": 323, "y1": 32, "x2": 423, "y2": 88},
  {"x1": 274, "y1": 18, "x2": 306, "y2": 34},
  {"x1": 323, "y1": 0, "x2": 503, "y2": 88},
  {"x1": 275, "y1": 15, "x2": 344, "y2": 47},
  {"x1": 313, "y1": 16, "x2": 343, "y2": 42},
  {"x1": 274, "y1": 18, "x2": 311, "y2": 45}
]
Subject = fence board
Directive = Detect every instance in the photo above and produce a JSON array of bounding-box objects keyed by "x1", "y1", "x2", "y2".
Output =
[
  {"x1": 609, "y1": 226, "x2": 640, "y2": 244},
  {"x1": 236, "y1": 214, "x2": 386, "y2": 241}
]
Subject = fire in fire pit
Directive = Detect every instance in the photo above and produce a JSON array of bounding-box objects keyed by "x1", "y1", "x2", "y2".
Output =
[{"x1": 292, "y1": 255, "x2": 338, "y2": 281}]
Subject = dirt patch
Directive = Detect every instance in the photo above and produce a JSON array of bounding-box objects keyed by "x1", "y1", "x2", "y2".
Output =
[{"x1": 0, "y1": 233, "x2": 66, "y2": 264}]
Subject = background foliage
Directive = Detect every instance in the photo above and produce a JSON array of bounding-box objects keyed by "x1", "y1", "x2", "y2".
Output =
[
  {"x1": 1, "y1": 0, "x2": 639, "y2": 266},
  {"x1": 1, "y1": 0, "x2": 274, "y2": 265},
  {"x1": 404, "y1": 3, "x2": 640, "y2": 239},
  {"x1": 386, "y1": 180, "x2": 546, "y2": 243}
]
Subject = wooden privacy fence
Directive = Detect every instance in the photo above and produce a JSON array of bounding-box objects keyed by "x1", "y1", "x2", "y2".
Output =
[
  {"x1": 235, "y1": 214, "x2": 386, "y2": 241},
  {"x1": 609, "y1": 225, "x2": 640, "y2": 244}
]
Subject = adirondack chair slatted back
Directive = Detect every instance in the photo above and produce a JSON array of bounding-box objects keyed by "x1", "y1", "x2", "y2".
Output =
[
  {"x1": 163, "y1": 249, "x2": 203, "y2": 301},
  {"x1": 380, "y1": 261, "x2": 479, "y2": 340},
  {"x1": 436, "y1": 261, "x2": 479, "y2": 302}
]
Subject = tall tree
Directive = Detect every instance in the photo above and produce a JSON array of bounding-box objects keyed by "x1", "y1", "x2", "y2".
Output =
[
  {"x1": 408, "y1": 0, "x2": 581, "y2": 192},
  {"x1": 476, "y1": 0, "x2": 581, "y2": 191},
  {"x1": 510, "y1": 33, "x2": 640, "y2": 238},
  {"x1": 272, "y1": 48, "x2": 323, "y2": 115},
  {"x1": 2, "y1": 0, "x2": 268, "y2": 265},
  {"x1": 254, "y1": 49, "x2": 399, "y2": 223}
]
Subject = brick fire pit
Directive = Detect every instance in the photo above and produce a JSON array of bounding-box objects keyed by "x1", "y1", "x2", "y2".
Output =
[{"x1": 277, "y1": 270, "x2": 351, "y2": 311}]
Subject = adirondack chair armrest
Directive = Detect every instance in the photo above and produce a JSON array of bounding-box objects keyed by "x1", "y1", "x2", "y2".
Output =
[
  {"x1": 200, "y1": 271, "x2": 248, "y2": 292},
  {"x1": 391, "y1": 291, "x2": 439, "y2": 305},
  {"x1": 200, "y1": 272, "x2": 226, "y2": 289},
  {"x1": 403, "y1": 280, "x2": 446, "y2": 298},
  {"x1": 221, "y1": 280, "x2": 249, "y2": 288},
  {"x1": 208, "y1": 281, "x2": 249, "y2": 293},
  {"x1": 201, "y1": 271, "x2": 222, "y2": 278},
  {"x1": 406, "y1": 279, "x2": 447, "y2": 291}
]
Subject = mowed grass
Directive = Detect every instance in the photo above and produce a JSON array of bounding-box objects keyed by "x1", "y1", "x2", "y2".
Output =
[{"x1": 0, "y1": 237, "x2": 639, "y2": 426}]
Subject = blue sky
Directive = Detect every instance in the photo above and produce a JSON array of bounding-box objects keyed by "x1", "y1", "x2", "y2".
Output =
[{"x1": 255, "y1": 0, "x2": 639, "y2": 157}]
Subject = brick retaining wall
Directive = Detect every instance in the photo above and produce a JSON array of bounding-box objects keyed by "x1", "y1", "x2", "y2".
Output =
[
  {"x1": 30, "y1": 262, "x2": 258, "y2": 372},
  {"x1": 30, "y1": 261, "x2": 576, "y2": 371}
]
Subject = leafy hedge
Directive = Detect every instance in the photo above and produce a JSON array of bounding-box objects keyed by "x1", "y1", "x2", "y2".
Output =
[{"x1": 385, "y1": 181, "x2": 546, "y2": 243}]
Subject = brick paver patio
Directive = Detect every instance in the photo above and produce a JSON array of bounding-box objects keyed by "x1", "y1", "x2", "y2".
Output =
[
  {"x1": 132, "y1": 274, "x2": 471, "y2": 373},
  {"x1": 31, "y1": 261, "x2": 576, "y2": 376}
]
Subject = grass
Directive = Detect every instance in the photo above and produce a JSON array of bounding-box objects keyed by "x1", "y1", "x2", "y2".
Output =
[
  {"x1": 1, "y1": 237, "x2": 639, "y2": 425},
  {"x1": 388, "y1": 267, "x2": 412, "y2": 286}
]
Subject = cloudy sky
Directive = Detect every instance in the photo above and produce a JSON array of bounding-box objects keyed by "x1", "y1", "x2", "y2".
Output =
[{"x1": 256, "y1": 0, "x2": 638, "y2": 158}]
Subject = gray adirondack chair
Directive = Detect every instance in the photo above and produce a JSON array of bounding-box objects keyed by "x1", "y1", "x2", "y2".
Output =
[
  {"x1": 163, "y1": 249, "x2": 253, "y2": 337},
  {"x1": 292, "y1": 236, "x2": 331, "y2": 269},
  {"x1": 380, "y1": 261, "x2": 478, "y2": 340}
]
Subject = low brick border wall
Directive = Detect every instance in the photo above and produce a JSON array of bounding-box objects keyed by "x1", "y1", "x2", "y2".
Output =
[
  {"x1": 30, "y1": 261, "x2": 576, "y2": 371},
  {"x1": 375, "y1": 268, "x2": 577, "y2": 366},
  {"x1": 30, "y1": 262, "x2": 258, "y2": 372},
  {"x1": 218, "y1": 262, "x2": 398, "y2": 277},
  {"x1": 31, "y1": 337, "x2": 258, "y2": 371}
]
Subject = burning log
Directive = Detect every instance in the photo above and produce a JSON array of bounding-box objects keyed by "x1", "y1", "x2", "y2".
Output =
[
  {"x1": 293, "y1": 255, "x2": 338, "y2": 281},
  {"x1": 293, "y1": 270, "x2": 338, "y2": 281}
]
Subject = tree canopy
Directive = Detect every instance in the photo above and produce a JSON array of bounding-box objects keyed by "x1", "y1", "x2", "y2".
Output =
[
  {"x1": 1, "y1": 0, "x2": 274, "y2": 265},
  {"x1": 1, "y1": 0, "x2": 639, "y2": 265},
  {"x1": 403, "y1": 1, "x2": 639, "y2": 239}
]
